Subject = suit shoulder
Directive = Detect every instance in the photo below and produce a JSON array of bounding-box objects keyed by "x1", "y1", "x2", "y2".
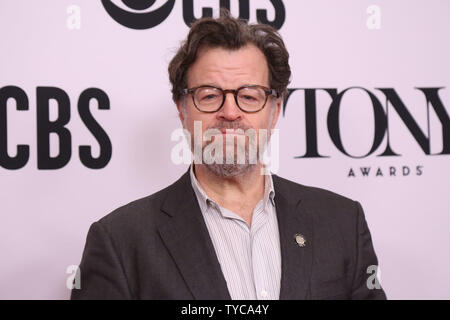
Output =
[
  {"x1": 273, "y1": 174, "x2": 359, "y2": 221},
  {"x1": 96, "y1": 178, "x2": 178, "y2": 230},
  {"x1": 274, "y1": 174, "x2": 355, "y2": 204}
]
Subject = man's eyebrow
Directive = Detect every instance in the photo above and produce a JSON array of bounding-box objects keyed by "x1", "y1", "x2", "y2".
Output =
[{"x1": 194, "y1": 82, "x2": 222, "y2": 88}]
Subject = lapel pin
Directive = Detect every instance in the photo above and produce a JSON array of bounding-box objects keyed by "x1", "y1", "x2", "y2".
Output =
[{"x1": 294, "y1": 233, "x2": 306, "y2": 247}]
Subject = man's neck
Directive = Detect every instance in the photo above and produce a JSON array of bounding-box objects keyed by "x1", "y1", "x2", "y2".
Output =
[{"x1": 193, "y1": 163, "x2": 265, "y2": 226}]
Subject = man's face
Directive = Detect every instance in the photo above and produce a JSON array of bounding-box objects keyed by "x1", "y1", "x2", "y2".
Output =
[{"x1": 177, "y1": 44, "x2": 281, "y2": 176}]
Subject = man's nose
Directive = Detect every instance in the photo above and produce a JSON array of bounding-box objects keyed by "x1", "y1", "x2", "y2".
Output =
[{"x1": 216, "y1": 92, "x2": 242, "y2": 121}]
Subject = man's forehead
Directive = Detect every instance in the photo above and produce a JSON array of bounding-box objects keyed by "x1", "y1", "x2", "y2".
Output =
[
  {"x1": 187, "y1": 45, "x2": 269, "y2": 85},
  {"x1": 194, "y1": 44, "x2": 265, "y2": 62}
]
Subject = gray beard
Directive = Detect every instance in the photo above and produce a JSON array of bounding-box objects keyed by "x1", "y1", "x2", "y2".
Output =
[
  {"x1": 186, "y1": 102, "x2": 276, "y2": 178},
  {"x1": 203, "y1": 161, "x2": 255, "y2": 178},
  {"x1": 201, "y1": 137, "x2": 268, "y2": 177},
  {"x1": 201, "y1": 129, "x2": 273, "y2": 178}
]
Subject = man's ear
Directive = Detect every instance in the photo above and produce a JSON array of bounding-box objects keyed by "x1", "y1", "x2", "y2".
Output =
[{"x1": 271, "y1": 98, "x2": 282, "y2": 129}]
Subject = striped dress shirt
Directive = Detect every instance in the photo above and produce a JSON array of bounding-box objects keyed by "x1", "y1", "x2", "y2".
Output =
[{"x1": 190, "y1": 165, "x2": 282, "y2": 300}]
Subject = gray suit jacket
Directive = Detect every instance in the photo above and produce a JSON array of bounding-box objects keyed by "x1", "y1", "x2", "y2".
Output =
[{"x1": 71, "y1": 169, "x2": 386, "y2": 300}]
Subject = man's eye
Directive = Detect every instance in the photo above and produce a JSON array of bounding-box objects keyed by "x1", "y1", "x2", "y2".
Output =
[
  {"x1": 202, "y1": 94, "x2": 218, "y2": 100},
  {"x1": 242, "y1": 95, "x2": 257, "y2": 101}
]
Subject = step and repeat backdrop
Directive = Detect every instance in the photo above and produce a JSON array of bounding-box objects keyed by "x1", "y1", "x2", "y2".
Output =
[{"x1": 1, "y1": 0, "x2": 449, "y2": 299}]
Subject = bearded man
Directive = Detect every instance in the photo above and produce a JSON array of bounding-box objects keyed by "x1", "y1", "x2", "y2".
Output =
[{"x1": 71, "y1": 11, "x2": 386, "y2": 300}]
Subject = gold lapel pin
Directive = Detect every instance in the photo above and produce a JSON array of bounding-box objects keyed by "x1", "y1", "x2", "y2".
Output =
[{"x1": 294, "y1": 233, "x2": 306, "y2": 247}]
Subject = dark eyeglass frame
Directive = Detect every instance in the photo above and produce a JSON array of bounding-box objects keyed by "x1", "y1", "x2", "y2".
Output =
[{"x1": 182, "y1": 84, "x2": 278, "y2": 113}]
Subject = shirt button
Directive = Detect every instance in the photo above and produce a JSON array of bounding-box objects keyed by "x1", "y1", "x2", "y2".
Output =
[{"x1": 260, "y1": 290, "x2": 268, "y2": 298}]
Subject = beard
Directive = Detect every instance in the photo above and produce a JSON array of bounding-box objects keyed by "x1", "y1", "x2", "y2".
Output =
[
  {"x1": 205, "y1": 142, "x2": 253, "y2": 178},
  {"x1": 202, "y1": 120, "x2": 270, "y2": 178},
  {"x1": 207, "y1": 162, "x2": 252, "y2": 178}
]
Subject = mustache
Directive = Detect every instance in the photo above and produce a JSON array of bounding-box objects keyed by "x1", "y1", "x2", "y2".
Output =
[{"x1": 206, "y1": 121, "x2": 252, "y2": 132}]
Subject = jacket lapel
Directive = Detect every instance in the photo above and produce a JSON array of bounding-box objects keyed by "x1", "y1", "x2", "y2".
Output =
[
  {"x1": 157, "y1": 169, "x2": 231, "y2": 300},
  {"x1": 273, "y1": 175, "x2": 314, "y2": 300}
]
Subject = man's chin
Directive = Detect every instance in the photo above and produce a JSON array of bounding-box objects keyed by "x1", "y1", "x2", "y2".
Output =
[{"x1": 203, "y1": 162, "x2": 256, "y2": 178}]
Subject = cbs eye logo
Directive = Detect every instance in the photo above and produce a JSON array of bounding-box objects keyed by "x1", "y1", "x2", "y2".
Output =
[
  {"x1": 101, "y1": 0, "x2": 286, "y2": 30},
  {"x1": 101, "y1": 0, "x2": 176, "y2": 29}
]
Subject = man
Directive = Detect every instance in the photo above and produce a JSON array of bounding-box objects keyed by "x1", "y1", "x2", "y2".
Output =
[{"x1": 71, "y1": 11, "x2": 386, "y2": 300}]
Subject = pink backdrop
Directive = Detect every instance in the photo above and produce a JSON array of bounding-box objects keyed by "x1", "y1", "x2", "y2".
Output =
[{"x1": 1, "y1": 0, "x2": 449, "y2": 299}]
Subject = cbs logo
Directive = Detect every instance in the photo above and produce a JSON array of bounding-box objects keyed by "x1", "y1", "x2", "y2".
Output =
[
  {"x1": 101, "y1": 0, "x2": 286, "y2": 30},
  {"x1": 0, "y1": 86, "x2": 112, "y2": 170}
]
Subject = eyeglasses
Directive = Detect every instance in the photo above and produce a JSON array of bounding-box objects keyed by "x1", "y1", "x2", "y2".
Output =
[{"x1": 182, "y1": 85, "x2": 278, "y2": 113}]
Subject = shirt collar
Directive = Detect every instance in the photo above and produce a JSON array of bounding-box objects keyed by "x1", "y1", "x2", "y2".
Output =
[{"x1": 189, "y1": 164, "x2": 276, "y2": 211}]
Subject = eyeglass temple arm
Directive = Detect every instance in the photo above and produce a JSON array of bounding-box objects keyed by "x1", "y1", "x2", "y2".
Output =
[{"x1": 268, "y1": 89, "x2": 279, "y2": 98}]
